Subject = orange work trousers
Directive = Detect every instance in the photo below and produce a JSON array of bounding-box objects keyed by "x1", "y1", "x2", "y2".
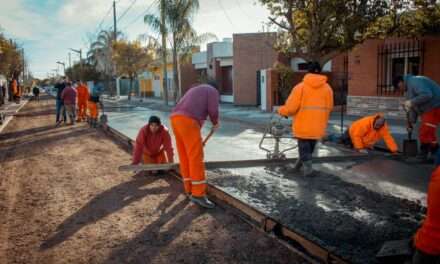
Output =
[
  {"x1": 414, "y1": 166, "x2": 440, "y2": 255},
  {"x1": 143, "y1": 151, "x2": 167, "y2": 164},
  {"x1": 170, "y1": 115, "x2": 206, "y2": 197},
  {"x1": 77, "y1": 101, "x2": 87, "y2": 121},
  {"x1": 88, "y1": 102, "x2": 99, "y2": 119},
  {"x1": 420, "y1": 108, "x2": 440, "y2": 145}
]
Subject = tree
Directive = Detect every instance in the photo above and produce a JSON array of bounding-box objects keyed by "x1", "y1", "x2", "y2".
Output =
[
  {"x1": 66, "y1": 62, "x2": 102, "y2": 82},
  {"x1": 0, "y1": 32, "x2": 24, "y2": 79},
  {"x1": 87, "y1": 29, "x2": 123, "y2": 95},
  {"x1": 366, "y1": 1, "x2": 440, "y2": 37},
  {"x1": 112, "y1": 40, "x2": 152, "y2": 100},
  {"x1": 145, "y1": 0, "x2": 170, "y2": 105},
  {"x1": 259, "y1": 0, "x2": 390, "y2": 65},
  {"x1": 145, "y1": 0, "x2": 215, "y2": 103}
]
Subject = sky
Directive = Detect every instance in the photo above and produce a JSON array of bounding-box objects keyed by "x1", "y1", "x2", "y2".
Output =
[{"x1": 0, "y1": 0, "x2": 272, "y2": 79}]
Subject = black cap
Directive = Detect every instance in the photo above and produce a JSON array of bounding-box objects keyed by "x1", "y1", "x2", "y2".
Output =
[
  {"x1": 148, "y1": 115, "x2": 161, "y2": 125},
  {"x1": 308, "y1": 61, "x2": 322, "y2": 73}
]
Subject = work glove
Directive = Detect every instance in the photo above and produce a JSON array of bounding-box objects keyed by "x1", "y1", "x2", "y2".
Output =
[{"x1": 403, "y1": 100, "x2": 413, "y2": 111}]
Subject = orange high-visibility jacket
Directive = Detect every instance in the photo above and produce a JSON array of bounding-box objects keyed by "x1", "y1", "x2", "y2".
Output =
[
  {"x1": 415, "y1": 166, "x2": 440, "y2": 255},
  {"x1": 278, "y1": 73, "x2": 333, "y2": 139},
  {"x1": 76, "y1": 84, "x2": 89, "y2": 103},
  {"x1": 349, "y1": 114, "x2": 398, "y2": 153},
  {"x1": 11, "y1": 80, "x2": 18, "y2": 95}
]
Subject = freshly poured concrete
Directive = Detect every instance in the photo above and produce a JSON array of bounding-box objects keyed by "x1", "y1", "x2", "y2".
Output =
[{"x1": 105, "y1": 101, "x2": 432, "y2": 263}]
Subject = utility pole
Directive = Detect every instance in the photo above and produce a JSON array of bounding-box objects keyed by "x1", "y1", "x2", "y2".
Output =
[
  {"x1": 160, "y1": 0, "x2": 168, "y2": 105},
  {"x1": 113, "y1": 0, "x2": 117, "y2": 41},
  {"x1": 68, "y1": 52, "x2": 72, "y2": 69},
  {"x1": 57, "y1": 61, "x2": 66, "y2": 76},
  {"x1": 69, "y1": 48, "x2": 83, "y2": 81}
]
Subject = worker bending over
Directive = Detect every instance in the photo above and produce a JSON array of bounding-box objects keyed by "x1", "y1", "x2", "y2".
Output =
[
  {"x1": 76, "y1": 81, "x2": 89, "y2": 122},
  {"x1": 394, "y1": 75, "x2": 440, "y2": 160},
  {"x1": 412, "y1": 151, "x2": 440, "y2": 264},
  {"x1": 132, "y1": 116, "x2": 174, "y2": 172},
  {"x1": 345, "y1": 113, "x2": 398, "y2": 154},
  {"x1": 278, "y1": 62, "x2": 333, "y2": 176},
  {"x1": 170, "y1": 81, "x2": 219, "y2": 209}
]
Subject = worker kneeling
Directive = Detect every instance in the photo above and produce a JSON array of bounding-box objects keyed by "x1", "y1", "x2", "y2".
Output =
[
  {"x1": 344, "y1": 113, "x2": 398, "y2": 154},
  {"x1": 278, "y1": 62, "x2": 334, "y2": 176},
  {"x1": 412, "y1": 151, "x2": 440, "y2": 264},
  {"x1": 132, "y1": 116, "x2": 174, "y2": 174}
]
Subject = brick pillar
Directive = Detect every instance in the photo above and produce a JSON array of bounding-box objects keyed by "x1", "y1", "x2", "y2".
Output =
[{"x1": 266, "y1": 68, "x2": 279, "y2": 112}]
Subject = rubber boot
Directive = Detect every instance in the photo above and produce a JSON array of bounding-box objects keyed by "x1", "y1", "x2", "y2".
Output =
[
  {"x1": 418, "y1": 144, "x2": 430, "y2": 161},
  {"x1": 190, "y1": 196, "x2": 215, "y2": 209},
  {"x1": 292, "y1": 159, "x2": 303, "y2": 172},
  {"x1": 302, "y1": 160, "x2": 313, "y2": 177}
]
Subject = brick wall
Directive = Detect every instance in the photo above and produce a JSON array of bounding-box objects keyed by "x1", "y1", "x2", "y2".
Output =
[
  {"x1": 423, "y1": 36, "x2": 440, "y2": 85},
  {"x1": 233, "y1": 33, "x2": 280, "y2": 106},
  {"x1": 348, "y1": 39, "x2": 383, "y2": 96},
  {"x1": 347, "y1": 96, "x2": 406, "y2": 119},
  {"x1": 179, "y1": 62, "x2": 199, "y2": 96}
]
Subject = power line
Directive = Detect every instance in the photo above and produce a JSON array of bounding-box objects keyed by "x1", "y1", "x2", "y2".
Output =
[
  {"x1": 117, "y1": 0, "x2": 138, "y2": 23},
  {"x1": 217, "y1": 0, "x2": 235, "y2": 27},
  {"x1": 121, "y1": 0, "x2": 159, "y2": 31},
  {"x1": 96, "y1": 4, "x2": 114, "y2": 33}
]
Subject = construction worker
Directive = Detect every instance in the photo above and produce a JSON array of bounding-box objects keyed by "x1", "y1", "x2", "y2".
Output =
[
  {"x1": 346, "y1": 113, "x2": 398, "y2": 154},
  {"x1": 412, "y1": 151, "x2": 440, "y2": 264},
  {"x1": 132, "y1": 116, "x2": 174, "y2": 172},
  {"x1": 170, "y1": 81, "x2": 220, "y2": 209},
  {"x1": 278, "y1": 61, "x2": 333, "y2": 176},
  {"x1": 55, "y1": 79, "x2": 67, "y2": 124},
  {"x1": 394, "y1": 75, "x2": 440, "y2": 160},
  {"x1": 60, "y1": 81, "x2": 77, "y2": 125},
  {"x1": 88, "y1": 93, "x2": 101, "y2": 128},
  {"x1": 76, "y1": 81, "x2": 89, "y2": 122}
]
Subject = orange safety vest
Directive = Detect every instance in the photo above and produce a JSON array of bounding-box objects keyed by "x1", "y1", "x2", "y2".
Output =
[
  {"x1": 349, "y1": 114, "x2": 398, "y2": 153},
  {"x1": 415, "y1": 166, "x2": 440, "y2": 255},
  {"x1": 278, "y1": 73, "x2": 334, "y2": 139}
]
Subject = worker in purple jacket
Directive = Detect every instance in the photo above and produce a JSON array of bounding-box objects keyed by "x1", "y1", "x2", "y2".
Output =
[
  {"x1": 170, "y1": 81, "x2": 220, "y2": 209},
  {"x1": 60, "y1": 81, "x2": 77, "y2": 125}
]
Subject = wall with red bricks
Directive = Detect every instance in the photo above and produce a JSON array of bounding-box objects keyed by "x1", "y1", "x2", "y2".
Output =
[
  {"x1": 347, "y1": 39, "x2": 383, "y2": 96},
  {"x1": 423, "y1": 36, "x2": 440, "y2": 85},
  {"x1": 233, "y1": 33, "x2": 280, "y2": 106}
]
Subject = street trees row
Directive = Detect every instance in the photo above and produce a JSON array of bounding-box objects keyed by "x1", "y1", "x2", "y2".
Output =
[
  {"x1": 0, "y1": 30, "x2": 24, "y2": 80},
  {"x1": 259, "y1": 0, "x2": 440, "y2": 66}
]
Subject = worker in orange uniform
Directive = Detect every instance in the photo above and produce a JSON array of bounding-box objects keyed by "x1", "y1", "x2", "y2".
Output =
[
  {"x1": 88, "y1": 94, "x2": 101, "y2": 128},
  {"x1": 132, "y1": 116, "x2": 174, "y2": 173},
  {"x1": 412, "y1": 151, "x2": 440, "y2": 264},
  {"x1": 278, "y1": 62, "x2": 333, "y2": 176},
  {"x1": 347, "y1": 113, "x2": 398, "y2": 154},
  {"x1": 394, "y1": 75, "x2": 440, "y2": 161},
  {"x1": 76, "y1": 81, "x2": 89, "y2": 122},
  {"x1": 170, "y1": 81, "x2": 220, "y2": 209}
]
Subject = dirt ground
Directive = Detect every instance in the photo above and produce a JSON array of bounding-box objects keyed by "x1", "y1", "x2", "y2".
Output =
[{"x1": 0, "y1": 95, "x2": 307, "y2": 264}]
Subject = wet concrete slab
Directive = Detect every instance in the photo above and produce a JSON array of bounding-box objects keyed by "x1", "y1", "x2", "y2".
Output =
[
  {"x1": 105, "y1": 102, "x2": 432, "y2": 263},
  {"x1": 208, "y1": 167, "x2": 424, "y2": 264}
]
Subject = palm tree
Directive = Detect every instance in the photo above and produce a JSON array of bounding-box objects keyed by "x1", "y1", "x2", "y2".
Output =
[
  {"x1": 87, "y1": 29, "x2": 123, "y2": 96},
  {"x1": 144, "y1": 0, "x2": 171, "y2": 105},
  {"x1": 145, "y1": 0, "x2": 216, "y2": 103}
]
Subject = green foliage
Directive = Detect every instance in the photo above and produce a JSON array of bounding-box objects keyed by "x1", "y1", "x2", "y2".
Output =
[
  {"x1": 273, "y1": 61, "x2": 295, "y2": 102},
  {"x1": 65, "y1": 62, "x2": 102, "y2": 82},
  {"x1": 0, "y1": 31, "x2": 24, "y2": 78},
  {"x1": 260, "y1": 1, "x2": 440, "y2": 65}
]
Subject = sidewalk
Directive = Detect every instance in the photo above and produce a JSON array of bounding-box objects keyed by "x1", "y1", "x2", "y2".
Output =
[
  {"x1": 0, "y1": 97, "x2": 29, "y2": 133},
  {"x1": 105, "y1": 96, "x2": 420, "y2": 152}
]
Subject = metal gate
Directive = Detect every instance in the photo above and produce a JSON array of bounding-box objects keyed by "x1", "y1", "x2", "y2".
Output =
[{"x1": 377, "y1": 40, "x2": 425, "y2": 96}]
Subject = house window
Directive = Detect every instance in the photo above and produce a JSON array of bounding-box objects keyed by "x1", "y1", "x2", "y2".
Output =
[{"x1": 377, "y1": 40, "x2": 424, "y2": 96}]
